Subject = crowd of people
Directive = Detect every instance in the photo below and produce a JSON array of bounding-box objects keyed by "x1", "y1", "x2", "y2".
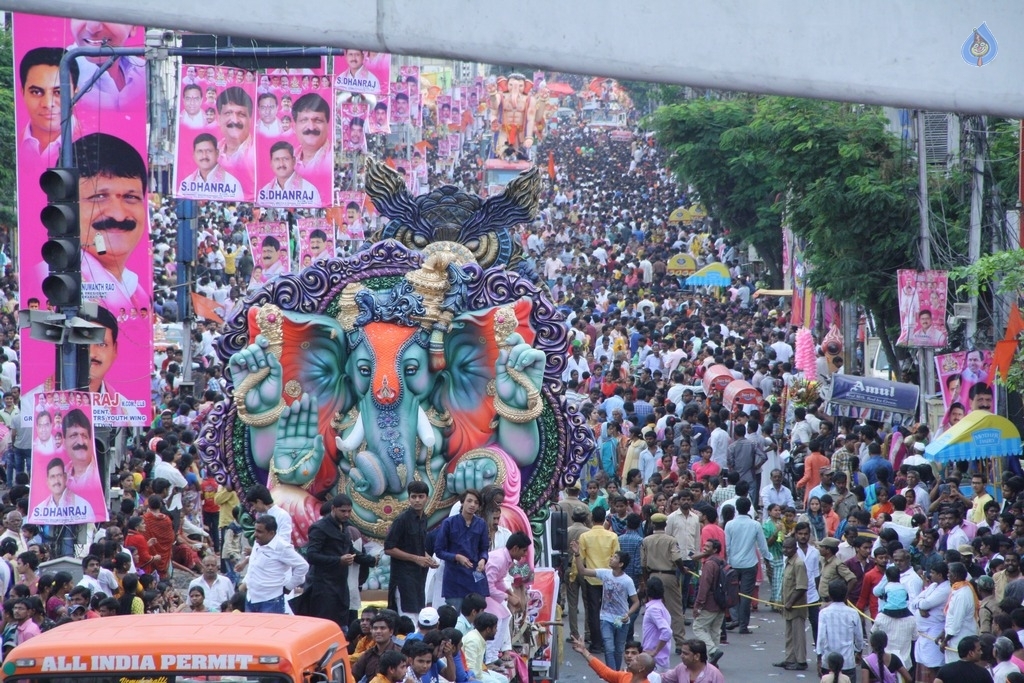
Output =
[{"x1": 0, "y1": 72, "x2": 1017, "y2": 683}]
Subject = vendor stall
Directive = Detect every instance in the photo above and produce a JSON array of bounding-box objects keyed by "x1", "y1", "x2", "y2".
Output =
[
  {"x1": 702, "y1": 364, "x2": 735, "y2": 396},
  {"x1": 824, "y1": 375, "x2": 920, "y2": 426},
  {"x1": 723, "y1": 379, "x2": 761, "y2": 413}
]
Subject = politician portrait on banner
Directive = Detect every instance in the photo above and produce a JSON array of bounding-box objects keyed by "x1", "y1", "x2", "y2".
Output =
[
  {"x1": 399, "y1": 66, "x2": 422, "y2": 126},
  {"x1": 254, "y1": 69, "x2": 332, "y2": 208},
  {"x1": 28, "y1": 392, "x2": 107, "y2": 525},
  {"x1": 333, "y1": 50, "x2": 391, "y2": 95},
  {"x1": 246, "y1": 222, "x2": 292, "y2": 292},
  {"x1": 297, "y1": 217, "x2": 335, "y2": 267},
  {"x1": 436, "y1": 94, "x2": 452, "y2": 126},
  {"x1": 341, "y1": 102, "x2": 368, "y2": 154},
  {"x1": 174, "y1": 65, "x2": 257, "y2": 202},
  {"x1": 366, "y1": 99, "x2": 391, "y2": 135},
  {"x1": 896, "y1": 269, "x2": 949, "y2": 348},
  {"x1": 390, "y1": 83, "x2": 411, "y2": 126},
  {"x1": 935, "y1": 349, "x2": 997, "y2": 415},
  {"x1": 14, "y1": 13, "x2": 153, "y2": 428},
  {"x1": 334, "y1": 191, "x2": 369, "y2": 241}
]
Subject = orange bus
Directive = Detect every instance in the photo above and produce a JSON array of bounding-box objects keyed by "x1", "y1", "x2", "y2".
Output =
[{"x1": 1, "y1": 613, "x2": 354, "y2": 683}]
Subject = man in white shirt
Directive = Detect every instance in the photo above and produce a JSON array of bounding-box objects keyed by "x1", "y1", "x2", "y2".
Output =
[
  {"x1": 239, "y1": 514, "x2": 308, "y2": 613},
  {"x1": 31, "y1": 409, "x2": 59, "y2": 458},
  {"x1": 30, "y1": 459, "x2": 95, "y2": 525},
  {"x1": 189, "y1": 554, "x2": 236, "y2": 611},
  {"x1": 335, "y1": 49, "x2": 381, "y2": 93},
  {"x1": 770, "y1": 332, "x2": 794, "y2": 365},
  {"x1": 562, "y1": 345, "x2": 590, "y2": 383},
  {"x1": 708, "y1": 416, "x2": 730, "y2": 469},
  {"x1": 179, "y1": 133, "x2": 245, "y2": 201},
  {"x1": 69, "y1": 21, "x2": 145, "y2": 112},
  {"x1": 255, "y1": 92, "x2": 282, "y2": 136},
  {"x1": 180, "y1": 84, "x2": 206, "y2": 128},
  {"x1": 760, "y1": 469, "x2": 795, "y2": 512},
  {"x1": 153, "y1": 449, "x2": 188, "y2": 515},
  {"x1": 638, "y1": 431, "x2": 662, "y2": 484},
  {"x1": 246, "y1": 484, "x2": 294, "y2": 546},
  {"x1": 257, "y1": 142, "x2": 322, "y2": 207},
  {"x1": 77, "y1": 554, "x2": 119, "y2": 597}
]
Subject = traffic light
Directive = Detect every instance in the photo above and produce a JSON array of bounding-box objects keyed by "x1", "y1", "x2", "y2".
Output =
[{"x1": 39, "y1": 167, "x2": 80, "y2": 308}]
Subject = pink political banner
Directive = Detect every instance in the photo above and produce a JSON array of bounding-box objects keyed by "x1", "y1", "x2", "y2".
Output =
[
  {"x1": 366, "y1": 98, "x2": 391, "y2": 135},
  {"x1": 174, "y1": 65, "x2": 257, "y2": 202},
  {"x1": 436, "y1": 94, "x2": 452, "y2": 126},
  {"x1": 14, "y1": 14, "x2": 152, "y2": 429},
  {"x1": 341, "y1": 102, "x2": 368, "y2": 153},
  {"x1": 390, "y1": 83, "x2": 411, "y2": 126},
  {"x1": 333, "y1": 50, "x2": 391, "y2": 95},
  {"x1": 334, "y1": 192, "x2": 370, "y2": 241},
  {"x1": 399, "y1": 65, "x2": 422, "y2": 127},
  {"x1": 246, "y1": 222, "x2": 292, "y2": 291},
  {"x1": 296, "y1": 217, "x2": 336, "y2": 267},
  {"x1": 897, "y1": 269, "x2": 949, "y2": 348},
  {"x1": 437, "y1": 135, "x2": 451, "y2": 158},
  {"x1": 28, "y1": 391, "x2": 108, "y2": 525},
  {"x1": 935, "y1": 350, "x2": 997, "y2": 416},
  {"x1": 254, "y1": 69, "x2": 333, "y2": 208}
]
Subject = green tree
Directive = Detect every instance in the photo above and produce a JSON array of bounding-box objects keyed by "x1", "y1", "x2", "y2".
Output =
[
  {"x1": 653, "y1": 96, "x2": 921, "y2": 370},
  {"x1": 748, "y1": 98, "x2": 919, "y2": 369},
  {"x1": 651, "y1": 96, "x2": 786, "y2": 288}
]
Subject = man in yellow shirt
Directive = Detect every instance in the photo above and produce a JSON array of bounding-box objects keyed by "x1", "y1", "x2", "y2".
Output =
[
  {"x1": 579, "y1": 506, "x2": 620, "y2": 654},
  {"x1": 968, "y1": 473, "x2": 993, "y2": 524}
]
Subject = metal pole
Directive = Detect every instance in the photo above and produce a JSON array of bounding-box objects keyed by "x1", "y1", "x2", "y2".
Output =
[
  {"x1": 966, "y1": 117, "x2": 986, "y2": 344},
  {"x1": 1018, "y1": 118, "x2": 1023, "y2": 248},
  {"x1": 914, "y1": 111, "x2": 936, "y2": 423},
  {"x1": 176, "y1": 200, "x2": 197, "y2": 388}
]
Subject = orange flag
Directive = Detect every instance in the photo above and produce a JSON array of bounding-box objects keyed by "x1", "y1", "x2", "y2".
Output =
[
  {"x1": 1004, "y1": 303, "x2": 1024, "y2": 340},
  {"x1": 191, "y1": 292, "x2": 225, "y2": 325},
  {"x1": 548, "y1": 151, "x2": 556, "y2": 180},
  {"x1": 990, "y1": 338, "x2": 1019, "y2": 383}
]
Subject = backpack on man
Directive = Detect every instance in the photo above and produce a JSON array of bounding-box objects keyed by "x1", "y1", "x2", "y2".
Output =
[{"x1": 711, "y1": 557, "x2": 740, "y2": 609}]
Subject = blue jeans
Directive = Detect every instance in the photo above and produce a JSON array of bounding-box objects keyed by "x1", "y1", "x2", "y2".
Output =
[
  {"x1": 246, "y1": 594, "x2": 285, "y2": 613},
  {"x1": 600, "y1": 618, "x2": 628, "y2": 670},
  {"x1": 7, "y1": 448, "x2": 28, "y2": 484}
]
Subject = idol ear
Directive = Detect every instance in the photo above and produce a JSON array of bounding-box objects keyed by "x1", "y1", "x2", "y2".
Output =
[
  {"x1": 432, "y1": 299, "x2": 534, "y2": 455},
  {"x1": 248, "y1": 308, "x2": 351, "y2": 427}
]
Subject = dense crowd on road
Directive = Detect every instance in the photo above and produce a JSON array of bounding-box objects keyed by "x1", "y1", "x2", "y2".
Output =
[{"x1": 0, "y1": 85, "x2": 1018, "y2": 683}]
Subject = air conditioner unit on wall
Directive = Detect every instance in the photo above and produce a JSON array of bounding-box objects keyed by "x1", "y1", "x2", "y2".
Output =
[{"x1": 953, "y1": 303, "x2": 972, "y2": 319}]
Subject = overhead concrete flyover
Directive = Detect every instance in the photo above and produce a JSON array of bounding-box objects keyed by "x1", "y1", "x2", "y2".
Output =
[{"x1": 0, "y1": 0, "x2": 1021, "y2": 116}]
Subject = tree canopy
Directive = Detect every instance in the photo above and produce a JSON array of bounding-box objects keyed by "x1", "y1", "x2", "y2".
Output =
[{"x1": 652, "y1": 95, "x2": 920, "y2": 369}]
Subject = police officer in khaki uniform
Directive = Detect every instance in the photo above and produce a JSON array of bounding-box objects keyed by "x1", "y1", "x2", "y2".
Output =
[
  {"x1": 816, "y1": 537, "x2": 856, "y2": 601},
  {"x1": 642, "y1": 512, "x2": 688, "y2": 652}
]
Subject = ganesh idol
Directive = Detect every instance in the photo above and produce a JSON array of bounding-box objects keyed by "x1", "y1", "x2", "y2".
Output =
[{"x1": 199, "y1": 159, "x2": 593, "y2": 543}]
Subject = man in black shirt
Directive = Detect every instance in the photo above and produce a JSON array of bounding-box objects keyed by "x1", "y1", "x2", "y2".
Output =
[
  {"x1": 934, "y1": 636, "x2": 992, "y2": 683},
  {"x1": 297, "y1": 494, "x2": 376, "y2": 630},
  {"x1": 384, "y1": 480, "x2": 437, "y2": 618}
]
